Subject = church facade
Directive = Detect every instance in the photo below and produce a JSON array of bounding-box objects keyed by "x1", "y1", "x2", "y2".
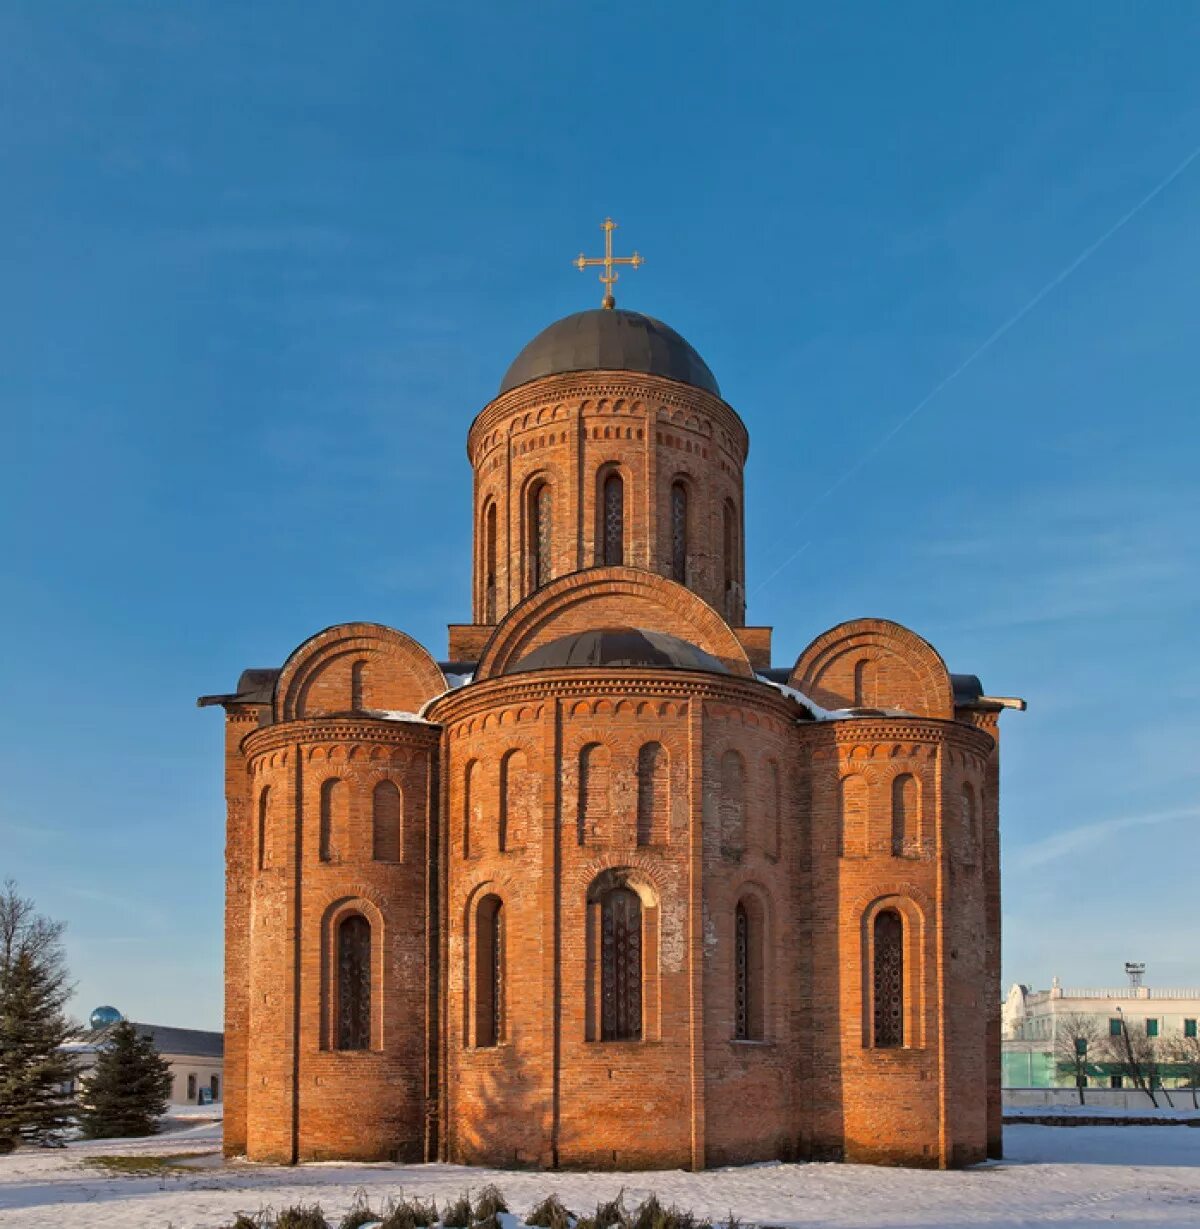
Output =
[{"x1": 202, "y1": 300, "x2": 1020, "y2": 1170}]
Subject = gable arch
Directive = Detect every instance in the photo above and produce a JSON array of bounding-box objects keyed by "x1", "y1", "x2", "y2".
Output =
[
  {"x1": 475, "y1": 566, "x2": 753, "y2": 679},
  {"x1": 275, "y1": 622, "x2": 447, "y2": 722},
  {"x1": 790, "y1": 618, "x2": 953, "y2": 719}
]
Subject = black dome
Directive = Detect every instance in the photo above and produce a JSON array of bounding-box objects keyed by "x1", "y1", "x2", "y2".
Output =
[
  {"x1": 499, "y1": 309, "x2": 720, "y2": 397},
  {"x1": 508, "y1": 627, "x2": 728, "y2": 675}
]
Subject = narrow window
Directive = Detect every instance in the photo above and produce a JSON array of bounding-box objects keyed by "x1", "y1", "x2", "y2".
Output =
[
  {"x1": 735, "y1": 902, "x2": 750, "y2": 1040},
  {"x1": 719, "y1": 749, "x2": 745, "y2": 858},
  {"x1": 499, "y1": 749, "x2": 528, "y2": 851},
  {"x1": 187, "y1": 1073, "x2": 196, "y2": 1101},
  {"x1": 351, "y1": 659, "x2": 366, "y2": 711},
  {"x1": 853, "y1": 659, "x2": 877, "y2": 707},
  {"x1": 577, "y1": 743, "x2": 609, "y2": 846},
  {"x1": 892, "y1": 774, "x2": 917, "y2": 856},
  {"x1": 319, "y1": 778, "x2": 346, "y2": 863},
  {"x1": 670, "y1": 481, "x2": 688, "y2": 583},
  {"x1": 257, "y1": 786, "x2": 270, "y2": 871},
  {"x1": 475, "y1": 895, "x2": 504, "y2": 1047},
  {"x1": 734, "y1": 900, "x2": 764, "y2": 1041},
  {"x1": 529, "y1": 482, "x2": 552, "y2": 591},
  {"x1": 961, "y1": 783, "x2": 978, "y2": 863},
  {"x1": 463, "y1": 760, "x2": 478, "y2": 857},
  {"x1": 372, "y1": 780, "x2": 402, "y2": 862},
  {"x1": 601, "y1": 887, "x2": 642, "y2": 1041},
  {"x1": 1186, "y1": 1018, "x2": 1197, "y2": 1039},
  {"x1": 1109, "y1": 1017, "x2": 1122, "y2": 1037},
  {"x1": 636, "y1": 741, "x2": 669, "y2": 846},
  {"x1": 722, "y1": 499, "x2": 737, "y2": 617},
  {"x1": 210, "y1": 1075, "x2": 220, "y2": 1101},
  {"x1": 602, "y1": 471, "x2": 624, "y2": 566},
  {"x1": 1146, "y1": 1018, "x2": 1159, "y2": 1037},
  {"x1": 1075, "y1": 1037, "x2": 1089, "y2": 1056},
  {"x1": 872, "y1": 909, "x2": 904, "y2": 1048},
  {"x1": 337, "y1": 914, "x2": 371, "y2": 1051},
  {"x1": 484, "y1": 500, "x2": 498, "y2": 623},
  {"x1": 839, "y1": 774, "x2": 869, "y2": 858},
  {"x1": 763, "y1": 758, "x2": 781, "y2": 859}
]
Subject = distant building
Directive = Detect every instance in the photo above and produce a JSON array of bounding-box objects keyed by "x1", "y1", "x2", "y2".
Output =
[
  {"x1": 1002, "y1": 977, "x2": 1200, "y2": 1089},
  {"x1": 69, "y1": 1007, "x2": 224, "y2": 1106}
]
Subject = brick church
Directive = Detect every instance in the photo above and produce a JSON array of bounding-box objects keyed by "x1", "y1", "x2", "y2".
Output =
[{"x1": 202, "y1": 248, "x2": 1021, "y2": 1170}]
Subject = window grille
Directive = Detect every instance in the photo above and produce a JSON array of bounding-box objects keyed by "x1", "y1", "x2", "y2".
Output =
[
  {"x1": 670, "y1": 482, "x2": 688, "y2": 582},
  {"x1": 603, "y1": 473, "x2": 624, "y2": 566},
  {"x1": 601, "y1": 887, "x2": 642, "y2": 1041},
  {"x1": 735, "y1": 902, "x2": 749, "y2": 1040},
  {"x1": 531, "y1": 484, "x2": 552, "y2": 590},
  {"x1": 873, "y1": 910, "x2": 903, "y2": 1047},
  {"x1": 337, "y1": 914, "x2": 371, "y2": 1051}
]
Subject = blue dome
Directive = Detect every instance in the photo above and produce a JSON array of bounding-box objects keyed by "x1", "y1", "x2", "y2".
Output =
[{"x1": 89, "y1": 1005, "x2": 123, "y2": 1029}]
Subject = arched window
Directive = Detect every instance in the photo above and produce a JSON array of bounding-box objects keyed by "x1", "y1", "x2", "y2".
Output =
[
  {"x1": 372, "y1": 779, "x2": 402, "y2": 862},
  {"x1": 577, "y1": 742, "x2": 609, "y2": 846},
  {"x1": 961, "y1": 783, "x2": 978, "y2": 864},
  {"x1": 499, "y1": 749, "x2": 529, "y2": 851},
  {"x1": 319, "y1": 778, "x2": 347, "y2": 863},
  {"x1": 483, "y1": 500, "x2": 498, "y2": 623},
  {"x1": 670, "y1": 481, "x2": 688, "y2": 583},
  {"x1": 601, "y1": 471, "x2": 624, "y2": 566},
  {"x1": 337, "y1": 914, "x2": 371, "y2": 1051},
  {"x1": 892, "y1": 774, "x2": 917, "y2": 857},
  {"x1": 475, "y1": 894, "x2": 504, "y2": 1047},
  {"x1": 257, "y1": 786, "x2": 270, "y2": 871},
  {"x1": 351, "y1": 659, "x2": 366, "y2": 711},
  {"x1": 873, "y1": 910, "x2": 904, "y2": 1048},
  {"x1": 636, "y1": 741, "x2": 669, "y2": 846},
  {"x1": 839, "y1": 774, "x2": 869, "y2": 858},
  {"x1": 529, "y1": 481, "x2": 552, "y2": 592},
  {"x1": 853, "y1": 658, "x2": 877, "y2": 707},
  {"x1": 601, "y1": 887, "x2": 642, "y2": 1041},
  {"x1": 734, "y1": 899, "x2": 765, "y2": 1040},
  {"x1": 763, "y1": 758, "x2": 781, "y2": 859},
  {"x1": 463, "y1": 760, "x2": 479, "y2": 857},
  {"x1": 719, "y1": 749, "x2": 745, "y2": 858},
  {"x1": 722, "y1": 499, "x2": 739, "y2": 619}
]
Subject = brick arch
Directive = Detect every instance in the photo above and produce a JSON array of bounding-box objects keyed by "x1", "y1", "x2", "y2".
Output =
[
  {"x1": 475, "y1": 566, "x2": 753, "y2": 679},
  {"x1": 275, "y1": 622, "x2": 446, "y2": 722},
  {"x1": 790, "y1": 618, "x2": 953, "y2": 718}
]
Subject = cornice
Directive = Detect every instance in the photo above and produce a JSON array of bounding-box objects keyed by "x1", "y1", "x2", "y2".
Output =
[
  {"x1": 242, "y1": 714, "x2": 441, "y2": 760},
  {"x1": 425, "y1": 668, "x2": 794, "y2": 726},
  {"x1": 800, "y1": 717, "x2": 995, "y2": 756},
  {"x1": 467, "y1": 372, "x2": 748, "y2": 466}
]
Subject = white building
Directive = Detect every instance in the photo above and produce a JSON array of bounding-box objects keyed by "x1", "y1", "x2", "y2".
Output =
[{"x1": 1002, "y1": 975, "x2": 1200, "y2": 1090}]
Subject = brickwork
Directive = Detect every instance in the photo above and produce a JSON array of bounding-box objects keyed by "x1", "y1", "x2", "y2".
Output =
[{"x1": 209, "y1": 334, "x2": 1015, "y2": 1171}]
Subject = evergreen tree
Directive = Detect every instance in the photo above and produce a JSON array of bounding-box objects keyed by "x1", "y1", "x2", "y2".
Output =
[
  {"x1": 78, "y1": 1020, "x2": 173, "y2": 1138},
  {"x1": 0, "y1": 880, "x2": 79, "y2": 1151}
]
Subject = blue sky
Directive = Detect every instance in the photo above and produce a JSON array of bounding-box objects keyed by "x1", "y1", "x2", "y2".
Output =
[{"x1": 1, "y1": 3, "x2": 1197, "y2": 1030}]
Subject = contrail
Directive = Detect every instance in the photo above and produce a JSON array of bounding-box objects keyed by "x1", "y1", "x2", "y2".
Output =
[{"x1": 752, "y1": 142, "x2": 1200, "y2": 597}]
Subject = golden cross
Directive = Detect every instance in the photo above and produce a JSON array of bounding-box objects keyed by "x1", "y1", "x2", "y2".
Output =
[{"x1": 574, "y1": 217, "x2": 643, "y2": 309}]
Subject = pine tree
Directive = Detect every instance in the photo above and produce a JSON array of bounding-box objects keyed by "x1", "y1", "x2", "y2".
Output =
[
  {"x1": 78, "y1": 1020, "x2": 173, "y2": 1139},
  {"x1": 0, "y1": 881, "x2": 80, "y2": 1151}
]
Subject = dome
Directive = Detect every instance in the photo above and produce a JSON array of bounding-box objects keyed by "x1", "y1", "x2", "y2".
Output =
[
  {"x1": 499, "y1": 309, "x2": 720, "y2": 397},
  {"x1": 89, "y1": 1005, "x2": 123, "y2": 1029},
  {"x1": 508, "y1": 626, "x2": 729, "y2": 675}
]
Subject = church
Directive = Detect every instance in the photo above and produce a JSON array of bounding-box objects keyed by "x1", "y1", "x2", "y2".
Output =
[{"x1": 201, "y1": 225, "x2": 1022, "y2": 1170}]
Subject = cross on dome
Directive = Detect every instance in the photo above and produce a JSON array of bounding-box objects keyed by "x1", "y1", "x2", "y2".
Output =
[{"x1": 574, "y1": 217, "x2": 643, "y2": 309}]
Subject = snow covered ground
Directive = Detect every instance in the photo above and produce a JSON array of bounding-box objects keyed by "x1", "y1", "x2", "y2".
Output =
[{"x1": 2, "y1": 1120, "x2": 1198, "y2": 1229}]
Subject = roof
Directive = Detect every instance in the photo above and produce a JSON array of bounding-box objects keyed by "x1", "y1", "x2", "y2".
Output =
[
  {"x1": 508, "y1": 627, "x2": 729, "y2": 676},
  {"x1": 197, "y1": 667, "x2": 279, "y2": 708},
  {"x1": 78, "y1": 1022, "x2": 224, "y2": 1059},
  {"x1": 499, "y1": 308, "x2": 720, "y2": 397}
]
